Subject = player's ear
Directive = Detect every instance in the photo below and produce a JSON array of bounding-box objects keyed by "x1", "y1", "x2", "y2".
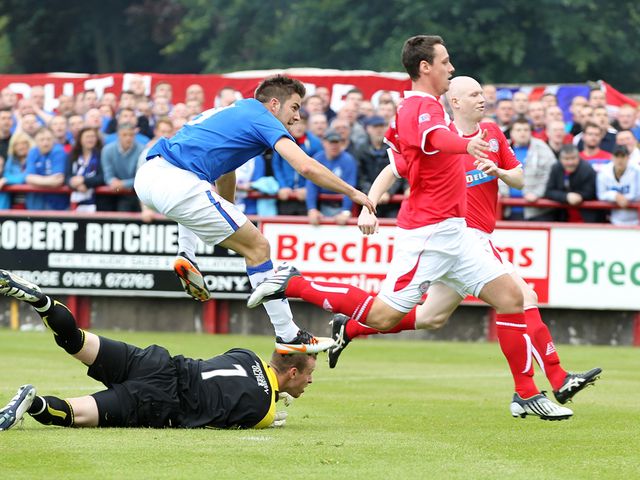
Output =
[{"x1": 268, "y1": 97, "x2": 281, "y2": 114}]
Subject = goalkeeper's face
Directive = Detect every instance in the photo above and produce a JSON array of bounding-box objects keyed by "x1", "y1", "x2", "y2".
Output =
[{"x1": 285, "y1": 357, "x2": 316, "y2": 398}]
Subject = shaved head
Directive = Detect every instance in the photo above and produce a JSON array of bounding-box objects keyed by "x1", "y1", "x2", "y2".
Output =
[
  {"x1": 446, "y1": 76, "x2": 485, "y2": 127},
  {"x1": 446, "y1": 76, "x2": 482, "y2": 103}
]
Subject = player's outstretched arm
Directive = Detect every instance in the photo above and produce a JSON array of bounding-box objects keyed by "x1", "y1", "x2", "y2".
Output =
[
  {"x1": 358, "y1": 165, "x2": 396, "y2": 235},
  {"x1": 275, "y1": 137, "x2": 375, "y2": 214}
]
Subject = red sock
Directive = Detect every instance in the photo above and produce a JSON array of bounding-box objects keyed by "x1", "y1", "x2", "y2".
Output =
[
  {"x1": 346, "y1": 308, "x2": 417, "y2": 338},
  {"x1": 524, "y1": 307, "x2": 567, "y2": 390},
  {"x1": 495, "y1": 312, "x2": 539, "y2": 398},
  {"x1": 286, "y1": 276, "x2": 375, "y2": 321}
]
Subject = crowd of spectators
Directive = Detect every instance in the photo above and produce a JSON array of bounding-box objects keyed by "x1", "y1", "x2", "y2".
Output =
[
  {"x1": 487, "y1": 85, "x2": 640, "y2": 225},
  {"x1": 1, "y1": 75, "x2": 640, "y2": 226}
]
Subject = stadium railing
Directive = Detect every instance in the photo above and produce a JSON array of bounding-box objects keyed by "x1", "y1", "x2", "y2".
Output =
[{"x1": 3, "y1": 185, "x2": 640, "y2": 218}]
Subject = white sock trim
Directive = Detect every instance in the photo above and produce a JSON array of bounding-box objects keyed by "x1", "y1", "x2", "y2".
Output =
[{"x1": 34, "y1": 297, "x2": 51, "y2": 313}]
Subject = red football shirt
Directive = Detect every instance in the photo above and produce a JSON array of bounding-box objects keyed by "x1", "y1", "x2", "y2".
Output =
[
  {"x1": 451, "y1": 122, "x2": 521, "y2": 233},
  {"x1": 385, "y1": 92, "x2": 466, "y2": 229}
]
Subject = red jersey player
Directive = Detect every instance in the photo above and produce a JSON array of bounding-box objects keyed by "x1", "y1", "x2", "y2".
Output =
[
  {"x1": 333, "y1": 76, "x2": 601, "y2": 408},
  {"x1": 248, "y1": 36, "x2": 573, "y2": 420}
]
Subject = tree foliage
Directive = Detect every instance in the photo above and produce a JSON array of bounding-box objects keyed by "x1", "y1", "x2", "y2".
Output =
[{"x1": 0, "y1": 0, "x2": 639, "y2": 90}]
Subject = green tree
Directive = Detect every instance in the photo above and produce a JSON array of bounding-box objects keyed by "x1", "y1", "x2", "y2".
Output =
[
  {"x1": 0, "y1": 0, "x2": 185, "y2": 73},
  {"x1": 166, "y1": 0, "x2": 640, "y2": 90}
]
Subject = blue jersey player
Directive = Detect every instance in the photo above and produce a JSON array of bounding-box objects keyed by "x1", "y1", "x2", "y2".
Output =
[{"x1": 135, "y1": 75, "x2": 375, "y2": 353}]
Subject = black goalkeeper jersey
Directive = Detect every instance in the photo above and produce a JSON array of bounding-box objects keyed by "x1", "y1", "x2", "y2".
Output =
[{"x1": 172, "y1": 348, "x2": 278, "y2": 429}]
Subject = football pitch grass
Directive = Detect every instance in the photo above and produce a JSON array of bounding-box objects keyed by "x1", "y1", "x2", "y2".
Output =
[{"x1": 1, "y1": 329, "x2": 638, "y2": 480}]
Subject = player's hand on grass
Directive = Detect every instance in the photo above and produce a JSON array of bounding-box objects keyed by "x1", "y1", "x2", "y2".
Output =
[
  {"x1": 467, "y1": 129, "x2": 489, "y2": 161},
  {"x1": 358, "y1": 208, "x2": 379, "y2": 235},
  {"x1": 270, "y1": 410, "x2": 288, "y2": 428}
]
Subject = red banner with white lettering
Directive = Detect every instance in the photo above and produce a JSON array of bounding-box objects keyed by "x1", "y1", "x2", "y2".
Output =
[{"x1": 0, "y1": 70, "x2": 411, "y2": 113}]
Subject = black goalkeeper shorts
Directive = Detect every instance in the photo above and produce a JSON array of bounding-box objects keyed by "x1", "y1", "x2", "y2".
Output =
[{"x1": 87, "y1": 336, "x2": 181, "y2": 428}]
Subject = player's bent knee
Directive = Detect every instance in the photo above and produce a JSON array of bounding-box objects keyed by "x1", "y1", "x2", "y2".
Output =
[{"x1": 502, "y1": 284, "x2": 524, "y2": 311}]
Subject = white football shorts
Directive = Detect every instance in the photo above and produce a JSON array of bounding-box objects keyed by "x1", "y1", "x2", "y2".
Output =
[
  {"x1": 468, "y1": 227, "x2": 515, "y2": 275},
  {"x1": 134, "y1": 156, "x2": 247, "y2": 245},
  {"x1": 377, "y1": 218, "x2": 507, "y2": 312}
]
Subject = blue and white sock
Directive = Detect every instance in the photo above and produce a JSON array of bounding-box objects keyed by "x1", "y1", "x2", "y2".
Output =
[{"x1": 247, "y1": 260, "x2": 299, "y2": 341}]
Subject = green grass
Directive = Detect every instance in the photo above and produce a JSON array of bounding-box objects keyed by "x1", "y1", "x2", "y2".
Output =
[{"x1": 0, "y1": 329, "x2": 638, "y2": 479}]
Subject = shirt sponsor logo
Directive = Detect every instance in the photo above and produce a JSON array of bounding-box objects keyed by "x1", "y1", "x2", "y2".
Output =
[
  {"x1": 252, "y1": 361, "x2": 270, "y2": 395},
  {"x1": 466, "y1": 169, "x2": 496, "y2": 187}
]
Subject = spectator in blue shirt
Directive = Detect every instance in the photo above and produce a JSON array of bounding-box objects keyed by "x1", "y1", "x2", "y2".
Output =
[
  {"x1": 0, "y1": 132, "x2": 35, "y2": 209},
  {"x1": 101, "y1": 122, "x2": 144, "y2": 212},
  {"x1": 306, "y1": 128, "x2": 358, "y2": 225},
  {"x1": 24, "y1": 127, "x2": 69, "y2": 210}
]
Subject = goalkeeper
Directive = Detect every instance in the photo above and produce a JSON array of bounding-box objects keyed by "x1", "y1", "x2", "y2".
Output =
[{"x1": 0, "y1": 270, "x2": 314, "y2": 431}]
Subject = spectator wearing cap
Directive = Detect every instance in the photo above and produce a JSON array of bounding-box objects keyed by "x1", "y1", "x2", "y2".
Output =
[
  {"x1": 356, "y1": 115, "x2": 406, "y2": 218},
  {"x1": 306, "y1": 128, "x2": 358, "y2": 226},
  {"x1": 597, "y1": 145, "x2": 640, "y2": 225},
  {"x1": 100, "y1": 122, "x2": 144, "y2": 212},
  {"x1": 272, "y1": 111, "x2": 322, "y2": 215},
  {"x1": 543, "y1": 144, "x2": 602, "y2": 223}
]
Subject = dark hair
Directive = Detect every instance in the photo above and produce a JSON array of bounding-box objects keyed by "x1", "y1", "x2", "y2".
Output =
[
  {"x1": 120, "y1": 90, "x2": 134, "y2": 99},
  {"x1": 70, "y1": 127, "x2": 102, "y2": 162},
  {"x1": 583, "y1": 122, "x2": 602, "y2": 134},
  {"x1": 270, "y1": 351, "x2": 317, "y2": 373},
  {"x1": 559, "y1": 144, "x2": 579, "y2": 157},
  {"x1": 346, "y1": 88, "x2": 363, "y2": 97},
  {"x1": 496, "y1": 98, "x2": 513, "y2": 107},
  {"x1": 510, "y1": 117, "x2": 531, "y2": 130},
  {"x1": 401, "y1": 35, "x2": 445, "y2": 81},
  {"x1": 255, "y1": 75, "x2": 306, "y2": 104}
]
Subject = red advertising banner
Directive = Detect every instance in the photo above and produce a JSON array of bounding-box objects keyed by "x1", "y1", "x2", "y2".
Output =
[
  {"x1": 261, "y1": 220, "x2": 551, "y2": 305},
  {"x1": 0, "y1": 69, "x2": 411, "y2": 113}
]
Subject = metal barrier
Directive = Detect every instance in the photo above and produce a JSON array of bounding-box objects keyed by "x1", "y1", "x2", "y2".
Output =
[{"x1": 3, "y1": 185, "x2": 640, "y2": 220}]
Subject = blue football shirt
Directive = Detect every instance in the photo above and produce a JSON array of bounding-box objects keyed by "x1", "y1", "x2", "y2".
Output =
[{"x1": 147, "y1": 99, "x2": 294, "y2": 183}]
